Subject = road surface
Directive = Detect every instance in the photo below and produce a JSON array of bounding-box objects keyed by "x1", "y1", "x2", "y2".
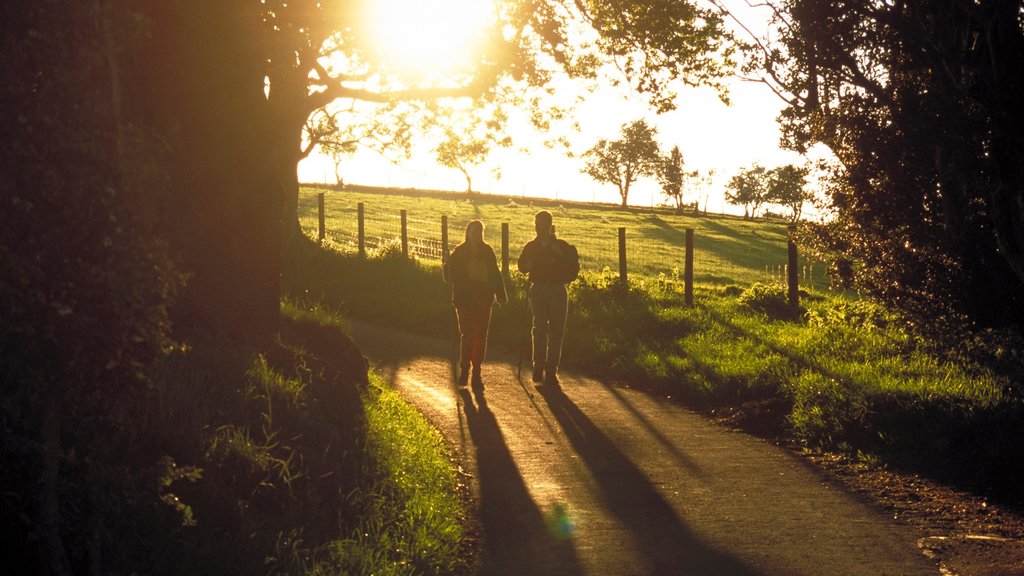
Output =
[{"x1": 351, "y1": 323, "x2": 938, "y2": 576}]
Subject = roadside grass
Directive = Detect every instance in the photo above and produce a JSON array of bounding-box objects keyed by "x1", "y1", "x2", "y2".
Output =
[
  {"x1": 322, "y1": 372, "x2": 464, "y2": 576},
  {"x1": 142, "y1": 297, "x2": 465, "y2": 575}
]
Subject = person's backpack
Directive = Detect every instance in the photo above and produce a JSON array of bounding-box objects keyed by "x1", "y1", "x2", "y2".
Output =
[{"x1": 555, "y1": 239, "x2": 580, "y2": 284}]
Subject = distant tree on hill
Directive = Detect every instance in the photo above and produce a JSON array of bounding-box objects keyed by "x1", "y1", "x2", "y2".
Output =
[
  {"x1": 436, "y1": 129, "x2": 490, "y2": 193},
  {"x1": 658, "y1": 145, "x2": 686, "y2": 209},
  {"x1": 766, "y1": 164, "x2": 810, "y2": 222},
  {"x1": 307, "y1": 105, "x2": 414, "y2": 187},
  {"x1": 433, "y1": 105, "x2": 511, "y2": 194},
  {"x1": 658, "y1": 145, "x2": 713, "y2": 212},
  {"x1": 582, "y1": 119, "x2": 662, "y2": 207},
  {"x1": 725, "y1": 164, "x2": 769, "y2": 218}
]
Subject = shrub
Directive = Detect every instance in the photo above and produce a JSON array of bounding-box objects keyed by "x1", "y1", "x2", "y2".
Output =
[
  {"x1": 805, "y1": 299, "x2": 893, "y2": 332},
  {"x1": 370, "y1": 239, "x2": 407, "y2": 262},
  {"x1": 737, "y1": 283, "x2": 802, "y2": 320}
]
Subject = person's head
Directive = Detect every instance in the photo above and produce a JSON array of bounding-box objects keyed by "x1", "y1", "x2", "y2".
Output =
[
  {"x1": 534, "y1": 210, "x2": 553, "y2": 238},
  {"x1": 465, "y1": 220, "x2": 484, "y2": 245}
]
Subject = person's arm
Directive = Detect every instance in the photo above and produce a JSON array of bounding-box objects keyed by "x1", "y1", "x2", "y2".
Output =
[
  {"x1": 488, "y1": 249, "x2": 508, "y2": 304},
  {"x1": 517, "y1": 240, "x2": 534, "y2": 274}
]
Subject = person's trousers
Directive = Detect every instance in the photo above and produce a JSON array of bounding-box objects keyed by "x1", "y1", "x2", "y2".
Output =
[
  {"x1": 528, "y1": 282, "x2": 568, "y2": 374},
  {"x1": 456, "y1": 304, "x2": 492, "y2": 373}
]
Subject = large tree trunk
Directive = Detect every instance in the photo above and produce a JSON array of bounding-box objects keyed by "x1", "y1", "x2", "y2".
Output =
[
  {"x1": 279, "y1": 148, "x2": 305, "y2": 242},
  {"x1": 267, "y1": 54, "x2": 315, "y2": 243},
  {"x1": 140, "y1": 0, "x2": 281, "y2": 338}
]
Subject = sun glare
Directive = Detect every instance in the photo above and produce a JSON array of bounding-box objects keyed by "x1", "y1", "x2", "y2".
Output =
[{"x1": 365, "y1": 0, "x2": 495, "y2": 82}]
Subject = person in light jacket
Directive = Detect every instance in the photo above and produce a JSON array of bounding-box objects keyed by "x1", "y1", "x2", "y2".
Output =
[{"x1": 443, "y1": 220, "x2": 508, "y2": 387}]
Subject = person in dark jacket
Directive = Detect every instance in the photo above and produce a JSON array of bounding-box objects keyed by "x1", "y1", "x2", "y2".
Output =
[
  {"x1": 443, "y1": 220, "x2": 508, "y2": 387},
  {"x1": 517, "y1": 210, "x2": 578, "y2": 386}
]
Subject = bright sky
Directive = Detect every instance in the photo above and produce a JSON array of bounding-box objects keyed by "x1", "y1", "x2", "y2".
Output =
[{"x1": 299, "y1": 1, "x2": 810, "y2": 216}]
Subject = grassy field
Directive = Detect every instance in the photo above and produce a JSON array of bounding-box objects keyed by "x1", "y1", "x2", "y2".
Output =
[
  {"x1": 287, "y1": 186, "x2": 1023, "y2": 506},
  {"x1": 298, "y1": 185, "x2": 832, "y2": 290}
]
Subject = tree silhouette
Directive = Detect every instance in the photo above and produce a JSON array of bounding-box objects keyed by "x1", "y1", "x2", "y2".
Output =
[
  {"x1": 748, "y1": 0, "x2": 1024, "y2": 325},
  {"x1": 659, "y1": 146, "x2": 686, "y2": 209},
  {"x1": 725, "y1": 164, "x2": 769, "y2": 219},
  {"x1": 436, "y1": 130, "x2": 490, "y2": 194},
  {"x1": 766, "y1": 164, "x2": 810, "y2": 222},
  {"x1": 306, "y1": 105, "x2": 415, "y2": 186},
  {"x1": 582, "y1": 120, "x2": 662, "y2": 207}
]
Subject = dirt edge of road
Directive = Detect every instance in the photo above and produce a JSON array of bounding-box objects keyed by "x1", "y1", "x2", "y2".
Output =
[{"x1": 711, "y1": 401, "x2": 1024, "y2": 576}]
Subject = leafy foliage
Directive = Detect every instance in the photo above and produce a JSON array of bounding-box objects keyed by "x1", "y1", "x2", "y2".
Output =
[
  {"x1": 737, "y1": 283, "x2": 803, "y2": 320},
  {"x1": 766, "y1": 164, "x2": 810, "y2": 222},
  {"x1": 724, "y1": 163, "x2": 769, "y2": 218},
  {"x1": 658, "y1": 145, "x2": 685, "y2": 208},
  {"x1": 752, "y1": 0, "x2": 1024, "y2": 327},
  {"x1": 1, "y1": 3, "x2": 182, "y2": 571}
]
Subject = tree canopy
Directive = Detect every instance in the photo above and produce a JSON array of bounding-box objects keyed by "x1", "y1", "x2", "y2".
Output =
[
  {"x1": 748, "y1": 0, "x2": 1024, "y2": 326},
  {"x1": 659, "y1": 146, "x2": 686, "y2": 209},
  {"x1": 725, "y1": 164, "x2": 769, "y2": 219},
  {"x1": 766, "y1": 164, "x2": 810, "y2": 222},
  {"x1": 262, "y1": 0, "x2": 739, "y2": 230}
]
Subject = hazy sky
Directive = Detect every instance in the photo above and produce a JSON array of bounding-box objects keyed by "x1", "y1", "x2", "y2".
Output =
[{"x1": 298, "y1": 1, "x2": 808, "y2": 216}]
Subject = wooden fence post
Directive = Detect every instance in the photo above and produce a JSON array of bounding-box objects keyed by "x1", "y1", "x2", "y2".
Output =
[
  {"x1": 400, "y1": 209, "x2": 408, "y2": 257},
  {"x1": 501, "y1": 222, "x2": 510, "y2": 277},
  {"x1": 317, "y1": 192, "x2": 325, "y2": 245},
  {"x1": 788, "y1": 226, "x2": 799, "y2": 307},
  {"x1": 357, "y1": 202, "x2": 365, "y2": 256},
  {"x1": 618, "y1": 227, "x2": 628, "y2": 287},
  {"x1": 441, "y1": 215, "x2": 449, "y2": 261},
  {"x1": 684, "y1": 228, "x2": 694, "y2": 306}
]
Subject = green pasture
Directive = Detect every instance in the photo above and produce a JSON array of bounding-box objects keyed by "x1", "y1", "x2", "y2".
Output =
[{"x1": 298, "y1": 186, "x2": 832, "y2": 290}]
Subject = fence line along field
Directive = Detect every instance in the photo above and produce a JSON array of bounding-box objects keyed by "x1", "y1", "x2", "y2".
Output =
[{"x1": 298, "y1": 186, "x2": 833, "y2": 291}]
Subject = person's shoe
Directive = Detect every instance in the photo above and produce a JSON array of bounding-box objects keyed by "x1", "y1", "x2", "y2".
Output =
[
  {"x1": 543, "y1": 372, "x2": 560, "y2": 387},
  {"x1": 457, "y1": 370, "x2": 469, "y2": 387},
  {"x1": 532, "y1": 367, "x2": 544, "y2": 383}
]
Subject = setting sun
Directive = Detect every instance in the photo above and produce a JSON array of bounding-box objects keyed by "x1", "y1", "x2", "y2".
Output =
[{"x1": 364, "y1": 0, "x2": 495, "y2": 82}]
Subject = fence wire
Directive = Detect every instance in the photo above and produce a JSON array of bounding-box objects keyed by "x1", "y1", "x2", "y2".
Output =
[{"x1": 299, "y1": 190, "x2": 834, "y2": 291}]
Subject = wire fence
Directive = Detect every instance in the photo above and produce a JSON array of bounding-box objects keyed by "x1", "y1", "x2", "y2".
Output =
[{"x1": 299, "y1": 189, "x2": 835, "y2": 292}]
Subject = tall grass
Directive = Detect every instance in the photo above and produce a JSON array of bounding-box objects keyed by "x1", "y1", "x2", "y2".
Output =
[
  {"x1": 316, "y1": 373, "x2": 464, "y2": 576},
  {"x1": 142, "y1": 297, "x2": 465, "y2": 575}
]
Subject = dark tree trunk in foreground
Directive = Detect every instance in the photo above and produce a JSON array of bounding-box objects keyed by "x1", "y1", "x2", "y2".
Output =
[{"x1": 139, "y1": 0, "x2": 282, "y2": 337}]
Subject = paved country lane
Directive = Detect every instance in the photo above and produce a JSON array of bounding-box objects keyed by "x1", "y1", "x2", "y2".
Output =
[{"x1": 351, "y1": 322, "x2": 938, "y2": 576}]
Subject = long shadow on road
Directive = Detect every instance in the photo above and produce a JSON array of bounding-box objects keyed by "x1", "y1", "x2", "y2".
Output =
[
  {"x1": 459, "y1": 387, "x2": 584, "y2": 576},
  {"x1": 536, "y1": 385, "x2": 758, "y2": 576}
]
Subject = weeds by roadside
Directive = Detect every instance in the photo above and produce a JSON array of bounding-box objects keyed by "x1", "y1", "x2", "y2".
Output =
[{"x1": 135, "y1": 298, "x2": 465, "y2": 575}]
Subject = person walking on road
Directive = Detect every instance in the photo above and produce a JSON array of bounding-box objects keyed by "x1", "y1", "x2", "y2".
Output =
[
  {"x1": 443, "y1": 220, "x2": 508, "y2": 387},
  {"x1": 517, "y1": 210, "x2": 579, "y2": 386}
]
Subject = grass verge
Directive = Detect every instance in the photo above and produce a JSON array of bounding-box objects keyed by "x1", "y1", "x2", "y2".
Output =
[{"x1": 138, "y1": 297, "x2": 465, "y2": 575}]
